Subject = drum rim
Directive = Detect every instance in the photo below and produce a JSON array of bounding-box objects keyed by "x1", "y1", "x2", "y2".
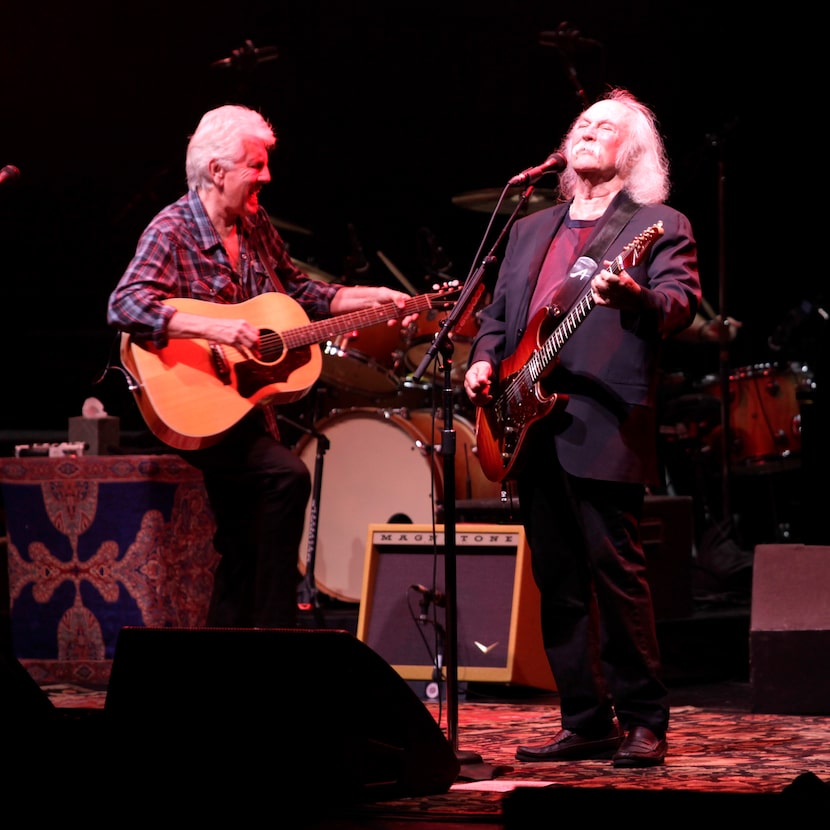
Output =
[
  {"x1": 320, "y1": 343, "x2": 402, "y2": 393},
  {"x1": 696, "y1": 361, "x2": 813, "y2": 387}
]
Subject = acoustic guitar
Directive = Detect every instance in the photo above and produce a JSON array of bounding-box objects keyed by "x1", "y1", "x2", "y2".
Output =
[{"x1": 121, "y1": 284, "x2": 460, "y2": 450}]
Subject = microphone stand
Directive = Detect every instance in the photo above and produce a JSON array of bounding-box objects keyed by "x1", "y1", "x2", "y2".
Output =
[
  {"x1": 277, "y1": 412, "x2": 329, "y2": 627},
  {"x1": 412, "y1": 184, "x2": 536, "y2": 778},
  {"x1": 708, "y1": 128, "x2": 733, "y2": 533}
]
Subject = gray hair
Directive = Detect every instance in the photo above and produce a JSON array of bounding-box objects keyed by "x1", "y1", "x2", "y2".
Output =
[
  {"x1": 558, "y1": 88, "x2": 670, "y2": 205},
  {"x1": 185, "y1": 104, "x2": 277, "y2": 190}
]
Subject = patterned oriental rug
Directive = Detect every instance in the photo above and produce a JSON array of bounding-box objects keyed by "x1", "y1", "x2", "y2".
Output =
[{"x1": 40, "y1": 680, "x2": 830, "y2": 824}]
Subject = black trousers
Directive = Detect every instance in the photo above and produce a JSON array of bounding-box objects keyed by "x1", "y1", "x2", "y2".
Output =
[
  {"x1": 181, "y1": 413, "x2": 311, "y2": 628},
  {"x1": 517, "y1": 439, "x2": 669, "y2": 739}
]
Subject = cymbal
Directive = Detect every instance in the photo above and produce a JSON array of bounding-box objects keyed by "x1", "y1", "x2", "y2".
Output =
[
  {"x1": 269, "y1": 214, "x2": 313, "y2": 235},
  {"x1": 291, "y1": 258, "x2": 339, "y2": 283},
  {"x1": 452, "y1": 187, "x2": 560, "y2": 216}
]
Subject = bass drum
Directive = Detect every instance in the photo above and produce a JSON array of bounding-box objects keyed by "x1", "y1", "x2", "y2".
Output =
[{"x1": 294, "y1": 407, "x2": 499, "y2": 603}]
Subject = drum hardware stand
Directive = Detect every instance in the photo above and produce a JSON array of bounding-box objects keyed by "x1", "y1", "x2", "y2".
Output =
[
  {"x1": 412, "y1": 182, "x2": 536, "y2": 780},
  {"x1": 277, "y1": 412, "x2": 329, "y2": 627},
  {"x1": 420, "y1": 607, "x2": 446, "y2": 700}
]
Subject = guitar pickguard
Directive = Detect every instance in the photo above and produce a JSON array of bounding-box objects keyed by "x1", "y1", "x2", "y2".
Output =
[{"x1": 235, "y1": 346, "x2": 312, "y2": 399}]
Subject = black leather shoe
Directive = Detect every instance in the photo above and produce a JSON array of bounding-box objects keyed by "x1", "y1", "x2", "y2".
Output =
[
  {"x1": 516, "y1": 723, "x2": 623, "y2": 762},
  {"x1": 612, "y1": 725, "x2": 667, "y2": 767}
]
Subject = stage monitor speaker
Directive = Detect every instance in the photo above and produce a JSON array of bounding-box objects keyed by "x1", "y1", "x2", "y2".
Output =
[
  {"x1": 502, "y1": 775, "x2": 830, "y2": 823},
  {"x1": 1, "y1": 649, "x2": 56, "y2": 725},
  {"x1": 357, "y1": 524, "x2": 555, "y2": 691},
  {"x1": 103, "y1": 626, "x2": 460, "y2": 805},
  {"x1": 750, "y1": 544, "x2": 830, "y2": 714}
]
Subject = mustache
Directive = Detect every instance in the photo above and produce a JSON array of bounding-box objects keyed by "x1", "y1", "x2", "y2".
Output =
[{"x1": 572, "y1": 143, "x2": 600, "y2": 157}]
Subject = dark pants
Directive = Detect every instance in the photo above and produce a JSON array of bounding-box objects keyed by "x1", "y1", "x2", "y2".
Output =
[
  {"x1": 517, "y1": 439, "x2": 669, "y2": 738},
  {"x1": 181, "y1": 413, "x2": 311, "y2": 628}
]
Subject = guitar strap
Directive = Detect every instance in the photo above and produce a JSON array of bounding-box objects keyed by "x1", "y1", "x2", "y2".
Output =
[
  {"x1": 253, "y1": 237, "x2": 287, "y2": 294},
  {"x1": 549, "y1": 192, "x2": 641, "y2": 314}
]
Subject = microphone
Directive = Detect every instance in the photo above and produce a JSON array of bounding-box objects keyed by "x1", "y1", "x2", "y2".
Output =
[
  {"x1": 211, "y1": 40, "x2": 279, "y2": 70},
  {"x1": 507, "y1": 152, "x2": 567, "y2": 186},
  {"x1": 539, "y1": 26, "x2": 603, "y2": 50},
  {"x1": 411, "y1": 583, "x2": 446, "y2": 608},
  {"x1": 0, "y1": 165, "x2": 20, "y2": 186}
]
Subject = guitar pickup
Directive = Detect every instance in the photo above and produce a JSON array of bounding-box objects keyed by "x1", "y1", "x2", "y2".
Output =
[
  {"x1": 501, "y1": 429, "x2": 517, "y2": 463},
  {"x1": 209, "y1": 342, "x2": 232, "y2": 385}
]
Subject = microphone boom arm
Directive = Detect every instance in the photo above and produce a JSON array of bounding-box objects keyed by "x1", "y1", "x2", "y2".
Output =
[{"x1": 412, "y1": 184, "x2": 537, "y2": 383}]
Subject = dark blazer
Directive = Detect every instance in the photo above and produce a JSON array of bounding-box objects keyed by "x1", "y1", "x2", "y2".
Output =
[{"x1": 469, "y1": 193, "x2": 701, "y2": 486}]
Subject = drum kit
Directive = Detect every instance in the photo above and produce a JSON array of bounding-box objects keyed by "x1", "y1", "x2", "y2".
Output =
[
  {"x1": 302, "y1": 339, "x2": 815, "y2": 602},
  {"x1": 288, "y1": 258, "x2": 498, "y2": 606},
  {"x1": 661, "y1": 361, "x2": 814, "y2": 474},
  {"x1": 695, "y1": 362, "x2": 813, "y2": 469},
  {"x1": 659, "y1": 358, "x2": 816, "y2": 550}
]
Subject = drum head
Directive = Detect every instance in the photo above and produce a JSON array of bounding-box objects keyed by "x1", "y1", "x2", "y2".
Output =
[{"x1": 295, "y1": 408, "x2": 443, "y2": 602}]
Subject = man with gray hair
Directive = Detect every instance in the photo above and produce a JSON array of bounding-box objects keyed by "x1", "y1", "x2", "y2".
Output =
[{"x1": 109, "y1": 104, "x2": 416, "y2": 629}]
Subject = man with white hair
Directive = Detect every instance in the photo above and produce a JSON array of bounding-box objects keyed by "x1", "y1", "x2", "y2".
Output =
[{"x1": 465, "y1": 88, "x2": 701, "y2": 767}]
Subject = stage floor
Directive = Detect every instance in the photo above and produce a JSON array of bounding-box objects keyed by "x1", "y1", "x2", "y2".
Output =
[{"x1": 25, "y1": 673, "x2": 830, "y2": 827}]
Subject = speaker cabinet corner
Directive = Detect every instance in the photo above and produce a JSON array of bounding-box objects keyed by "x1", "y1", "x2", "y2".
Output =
[{"x1": 750, "y1": 544, "x2": 830, "y2": 714}]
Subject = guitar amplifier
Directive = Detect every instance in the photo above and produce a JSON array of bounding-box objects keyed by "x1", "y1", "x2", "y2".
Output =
[{"x1": 356, "y1": 523, "x2": 555, "y2": 690}]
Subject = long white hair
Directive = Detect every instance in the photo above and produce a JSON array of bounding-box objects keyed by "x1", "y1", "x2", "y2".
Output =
[{"x1": 558, "y1": 88, "x2": 670, "y2": 205}]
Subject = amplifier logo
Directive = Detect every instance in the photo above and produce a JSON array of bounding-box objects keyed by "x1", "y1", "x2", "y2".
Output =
[{"x1": 372, "y1": 530, "x2": 520, "y2": 548}]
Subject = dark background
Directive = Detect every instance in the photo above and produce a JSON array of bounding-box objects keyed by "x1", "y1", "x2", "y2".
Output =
[{"x1": 0, "y1": 2, "x2": 815, "y2": 445}]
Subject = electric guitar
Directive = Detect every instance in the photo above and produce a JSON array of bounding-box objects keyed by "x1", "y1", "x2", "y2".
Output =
[
  {"x1": 475, "y1": 222, "x2": 665, "y2": 483},
  {"x1": 121, "y1": 284, "x2": 460, "y2": 451}
]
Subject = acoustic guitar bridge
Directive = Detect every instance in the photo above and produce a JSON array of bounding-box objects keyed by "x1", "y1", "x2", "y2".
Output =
[{"x1": 209, "y1": 342, "x2": 232, "y2": 385}]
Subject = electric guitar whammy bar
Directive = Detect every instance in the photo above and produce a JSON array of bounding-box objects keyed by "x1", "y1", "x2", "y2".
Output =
[
  {"x1": 120, "y1": 284, "x2": 460, "y2": 451},
  {"x1": 475, "y1": 222, "x2": 664, "y2": 483}
]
